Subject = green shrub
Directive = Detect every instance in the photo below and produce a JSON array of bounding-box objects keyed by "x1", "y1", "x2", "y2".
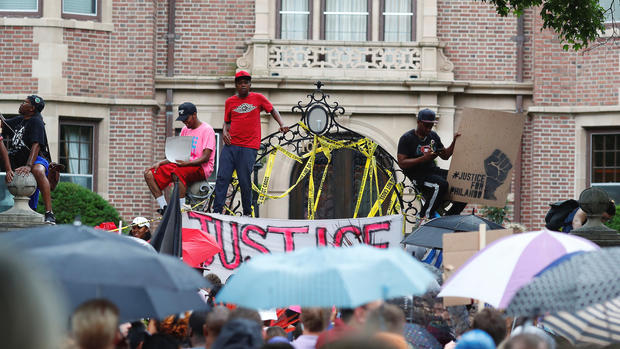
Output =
[
  {"x1": 37, "y1": 182, "x2": 121, "y2": 226},
  {"x1": 605, "y1": 205, "x2": 620, "y2": 232},
  {"x1": 479, "y1": 204, "x2": 509, "y2": 225}
]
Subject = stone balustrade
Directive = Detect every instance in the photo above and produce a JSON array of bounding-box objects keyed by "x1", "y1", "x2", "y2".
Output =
[{"x1": 237, "y1": 39, "x2": 454, "y2": 81}]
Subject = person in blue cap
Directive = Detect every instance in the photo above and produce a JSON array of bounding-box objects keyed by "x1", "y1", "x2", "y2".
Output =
[
  {"x1": 1, "y1": 95, "x2": 55, "y2": 224},
  {"x1": 397, "y1": 108, "x2": 466, "y2": 218},
  {"x1": 455, "y1": 329, "x2": 496, "y2": 349}
]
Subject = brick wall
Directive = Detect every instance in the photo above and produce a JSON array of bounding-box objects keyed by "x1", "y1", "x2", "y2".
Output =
[
  {"x1": 518, "y1": 114, "x2": 576, "y2": 229},
  {"x1": 437, "y1": 0, "x2": 533, "y2": 82},
  {"x1": 107, "y1": 106, "x2": 159, "y2": 220},
  {"x1": 110, "y1": 0, "x2": 156, "y2": 99},
  {"x1": 532, "y1": 15, "x2": 620, "y2": 106},
  {"x1": 155, "y1": 0, "x2": 255, "y2": 77},
  {"x1": 64, "y1": 29, "x2": 111, "y2": 98},
  {"x1": 0, "y1": 27, "x2": 38, "y2": 94}
]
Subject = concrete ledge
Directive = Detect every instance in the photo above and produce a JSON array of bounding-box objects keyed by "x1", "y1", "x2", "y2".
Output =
[
  {"x1": 528, "y1": 105, "x2": 620, "y2": 114},
  {"x1": 0, "y1": 17, "x2": 114, "y2": 31},
  {"x1": 0, "y1": 94, "x2": 159, "y2": 109},
  {"x1": 155, "y1": 76, "x2": 534, "y2": 96}
]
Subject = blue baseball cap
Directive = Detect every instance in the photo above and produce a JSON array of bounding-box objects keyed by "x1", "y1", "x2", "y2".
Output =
[{"x1": 417, "y1": 108, "x2": 438, "y2": 123}]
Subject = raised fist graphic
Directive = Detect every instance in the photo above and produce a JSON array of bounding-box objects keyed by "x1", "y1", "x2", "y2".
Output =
[{"x1": 483, "y1": 149, "x2": 512, "y2": 200}]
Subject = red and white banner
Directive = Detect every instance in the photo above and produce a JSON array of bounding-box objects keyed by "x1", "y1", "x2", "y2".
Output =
[{"x1": 183, "y1": 212, "x2": 404, "y2": 279}]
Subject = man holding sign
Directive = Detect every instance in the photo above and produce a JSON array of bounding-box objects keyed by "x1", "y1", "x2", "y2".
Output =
[
  {"x1": 397, "y1": 109, "x2": 466, "y2": 218},
  {"x1": 144, "y1": 102, "x2": 216, "y2": 214}
]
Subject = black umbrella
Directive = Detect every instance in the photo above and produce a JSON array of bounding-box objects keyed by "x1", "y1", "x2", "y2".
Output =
[
  {"x1": 151, "y1": 179, "x2": 183, "y2": 257},
  {"x1": 505, "y1": 247, "x2": 620, "y2": 317},
  {"x1": 402, "y1": 214, "x2": 503, "y2": 249},
  {"x1": 0, "y1": 225, "x2": 209, "y2": 322}
]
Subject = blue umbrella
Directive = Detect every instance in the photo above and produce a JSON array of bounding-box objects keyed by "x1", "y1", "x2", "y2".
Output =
[
  {"x1": 217, "y1": 245, "x2": 436, "y2": 309},
  {"x1": 1, "y1": 224, "x2": 209, "y2": 322}
]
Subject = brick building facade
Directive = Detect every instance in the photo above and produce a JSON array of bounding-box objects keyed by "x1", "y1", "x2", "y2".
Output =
[{"x1": 0, "y1": 0, "x2": 618, "y2": 231}]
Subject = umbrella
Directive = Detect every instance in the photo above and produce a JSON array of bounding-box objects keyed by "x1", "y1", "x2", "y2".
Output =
[
  {"x1": 182, "y1": 227, "x2": 222, "y2": 268},
  {"x1": 402, "y1": 215, "x2": 503, "y2": 249},
  {"x1": 151, "y1": 180, "x2": 182, "y2": 257},
  {"x1": 2, "y1": 221, "x2": 143, "y2": 248},
  {"x1": 438, "y1": 230, "x2": 599, "y2": 308},
  {"x1": 506, "y1": 247, "x2": 620, "y2": 317},
  {"x1": 0, "y1": 224, "x2": 209, "y2": 322},
  {"x1": 542, "y1": 297, "x2": 620, "y2": 346},
  {"x1": 217, "y1": 245, "x2": 436, "y2": 309},
  {"x1": 403, "y1": 323, "x2": 442, "y2": 349}
]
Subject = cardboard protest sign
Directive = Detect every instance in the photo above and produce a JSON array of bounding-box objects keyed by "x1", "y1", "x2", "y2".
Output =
[
  {"x1": 183, "y1": 212, "x2": 403, "y2": 279},
  {"x1": 448, "y1": 108, "x2": 525, "y2": 207},
  {"x1": 165, "y1": 136, "x2": 192, "y2": 163},
  {"x1": 442, "y1": 228, "x2": 514, "y2": 306}
]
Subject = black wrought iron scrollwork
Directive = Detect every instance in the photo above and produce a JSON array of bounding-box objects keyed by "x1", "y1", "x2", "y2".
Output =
[{"x1": 216, "y1": 82, "x2": 423, "y2": 223}]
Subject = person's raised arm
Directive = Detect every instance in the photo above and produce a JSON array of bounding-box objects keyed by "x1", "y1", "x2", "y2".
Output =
[
  {"x1": 438, "y1": 132, "x2": 461, "y2": 160},
  {"x1": 270, "y1": 108, "x2": 289, "y2": 133}
]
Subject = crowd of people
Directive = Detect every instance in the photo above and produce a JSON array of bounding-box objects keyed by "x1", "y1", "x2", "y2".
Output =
[{"x1": 56, "y1": 280, "x2": 558, "y2": 349}]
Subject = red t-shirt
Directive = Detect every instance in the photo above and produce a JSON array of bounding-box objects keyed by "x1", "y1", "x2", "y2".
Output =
[{"x1": 224, "y1": 92, "x2": 273, "y2": 149}]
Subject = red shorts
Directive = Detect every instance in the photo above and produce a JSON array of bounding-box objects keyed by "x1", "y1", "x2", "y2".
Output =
[{"x1": 151, "y1": 163, "x2": 205, "y2": 190}]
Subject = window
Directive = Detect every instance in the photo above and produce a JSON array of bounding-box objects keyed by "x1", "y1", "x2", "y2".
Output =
[
  {"x1": 381, "y1": 0, "x2": 415, "y2": 41},
  {"x1": 59, "y1": 122, "x2": 96, "y2": 190},
  {"x1": 0, "y1": 0, "x2": 41, "y2": 17},
  {"x1": 323, "y1": 0, "x2": 370, "y2": 41},
  {"x1": 600, "y1": 0, "x2": 620, "y2": 23},
  {"x1": 589, "y1": 130, "x2": 620, "y2": 202},
  {"x1": 62, "y1": 0, "x2": 100, "y2": 20},
  {"x1": 278, "y1": 0, "x2": 311, "y2": 40}
]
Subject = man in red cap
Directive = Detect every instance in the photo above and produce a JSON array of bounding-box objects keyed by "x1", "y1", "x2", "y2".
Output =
[
  {"x1": 213, "y1": 71, "x2": 288, "y2": 216},
  {"x1": 397, "y1": 109, "x2": 466, "y2": 218}
]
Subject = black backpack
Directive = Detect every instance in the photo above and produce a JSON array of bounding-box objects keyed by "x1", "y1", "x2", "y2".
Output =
[{"x1": 545, "y1": 199, "x2": 579, "y2": 231}]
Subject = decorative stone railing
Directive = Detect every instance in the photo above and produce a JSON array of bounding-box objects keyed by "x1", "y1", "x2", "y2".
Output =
[{"x1": 237, "y1": 39, "x2": 454, "y2": 81}]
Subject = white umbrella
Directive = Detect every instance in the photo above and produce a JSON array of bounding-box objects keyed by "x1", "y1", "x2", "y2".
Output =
[{"x1": 438, "y1": 229, "x2": 598, "y2": 308}]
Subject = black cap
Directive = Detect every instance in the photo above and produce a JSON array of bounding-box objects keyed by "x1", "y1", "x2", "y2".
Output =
[
  {"x1": 417, "y1": 108, "x2": 438, "y2": 124},
  {"x1": 177, "y1": 102, "x2": 197, "y2": 122},
  {"x1": 26, "y1": 95, "x2": 45, "y2": 113}
]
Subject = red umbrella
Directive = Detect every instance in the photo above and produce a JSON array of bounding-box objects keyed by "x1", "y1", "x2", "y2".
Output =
[{"x1": 181, "y1": 228, "x2": 222, "y2": 268}]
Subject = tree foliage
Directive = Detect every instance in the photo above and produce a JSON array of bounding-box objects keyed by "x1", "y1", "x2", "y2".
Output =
[
  {"x1": 37, "y1": 182, "x2": 122, "y2": 226},
  {"x1": 482, "y1": 0, "x2": 608, "y2": 50}
]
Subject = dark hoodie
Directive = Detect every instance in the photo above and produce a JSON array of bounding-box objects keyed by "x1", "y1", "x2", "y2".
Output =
[{"x1": 211, "y1": 318, "x2": 263, "y2": 349}]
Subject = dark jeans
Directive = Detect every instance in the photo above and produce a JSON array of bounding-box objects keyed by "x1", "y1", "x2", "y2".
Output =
[
  {"x1": 412, "y1": 168, "x2": 467, "y2": 218},
  {"x1": 213, "y1": 144, "x2": 257, "y2": 215}
]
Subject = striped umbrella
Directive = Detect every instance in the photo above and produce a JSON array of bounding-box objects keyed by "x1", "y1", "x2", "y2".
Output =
[
  {"x1": 543, "y1": 297, "x2": 620, "y2": 346},
  {"x1": 438, "y1": 230, "x2": 599, "y2": 308}
]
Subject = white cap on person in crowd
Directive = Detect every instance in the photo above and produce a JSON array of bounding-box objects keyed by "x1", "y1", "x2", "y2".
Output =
[{"x1": 132, "y1": 217, "x2": 150, "y2": 229}]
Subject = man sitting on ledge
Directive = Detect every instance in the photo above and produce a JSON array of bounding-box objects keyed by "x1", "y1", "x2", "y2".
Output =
[
  {"x1": 144, "y1": 102, "x2": 216, "y2": 214},
  {"x1": 1, "y1": 95, "x2": 56, "y2": 224}
]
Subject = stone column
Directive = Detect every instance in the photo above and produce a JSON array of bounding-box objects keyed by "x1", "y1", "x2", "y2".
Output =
[{"x1": 0, "y1": 173, "x2": 45, "y2": 232}]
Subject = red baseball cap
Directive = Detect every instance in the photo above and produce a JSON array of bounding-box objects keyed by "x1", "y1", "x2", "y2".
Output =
[{"x1": 235, "y1": 70, "x2": 251, "y2": 81}]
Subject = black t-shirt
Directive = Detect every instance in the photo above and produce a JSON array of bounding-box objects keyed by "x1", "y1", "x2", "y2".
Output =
[
  {"x1": 397, "y1": 129, "x2": 444, "y2": 180},
  {"x1": 1, "y1": 113, "x2": 49, "y2": 168}
]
